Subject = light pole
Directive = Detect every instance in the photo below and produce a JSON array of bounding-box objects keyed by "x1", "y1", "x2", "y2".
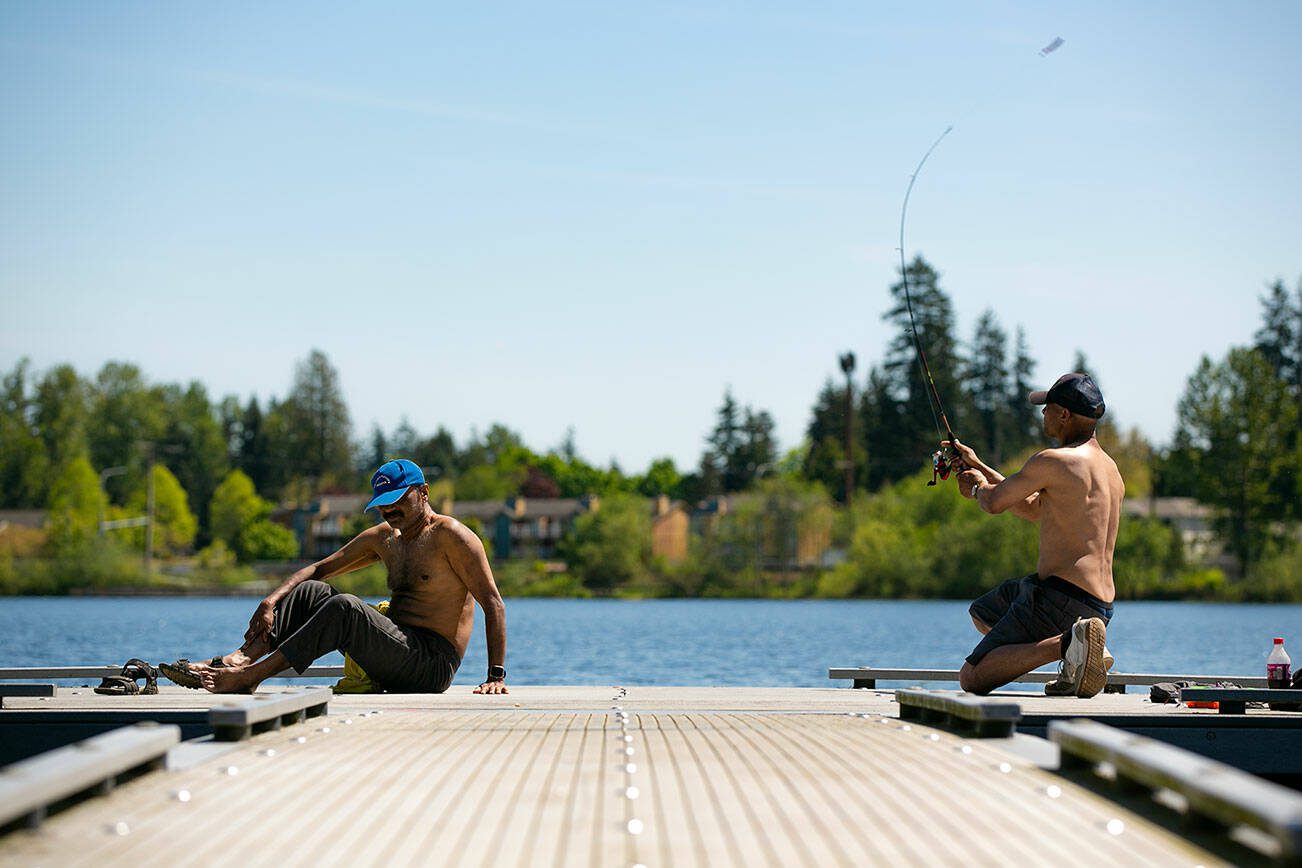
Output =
[
  {"x1": 97, "y1": 466, "x2": 128, "y2": 537},
  {"x1": 838, "y1": 352, "x2": 856, "y2": 507},
  {"x1": 138, "y1": 441, "x2": 183, "y2": 574}
]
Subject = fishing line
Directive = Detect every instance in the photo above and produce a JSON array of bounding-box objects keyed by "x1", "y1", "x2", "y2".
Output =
[
  {"x1": 897, "y1": 125, "x2": 959, "y2": 481},
  {"x1": 890, "y1": 37, "x2": 1064, "y2": 483}
]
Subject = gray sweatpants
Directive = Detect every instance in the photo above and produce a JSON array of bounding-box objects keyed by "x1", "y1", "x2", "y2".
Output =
[{"x1": 271, "y1": 580, "x2": 460, "y2": 693}]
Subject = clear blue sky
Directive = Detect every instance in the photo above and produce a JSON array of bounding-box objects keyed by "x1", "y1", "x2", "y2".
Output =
[{"x1": 3, "y1": 3, "x2": 1299, "y2": 472}]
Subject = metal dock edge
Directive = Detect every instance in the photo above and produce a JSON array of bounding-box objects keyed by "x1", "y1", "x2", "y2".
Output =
[
  {"x1": 0, "y1": 722, "x2": 179, "y2": 830},
  {"x1": 1050, "y1": 718, "x2": 1302, "y2": 863},
  {"x1": 208, "y1": 688, "x2": 332, "y2": 741}
]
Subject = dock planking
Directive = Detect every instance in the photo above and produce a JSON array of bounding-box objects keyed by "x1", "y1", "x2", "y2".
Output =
[{"x1": 0, "y1": 687, "x2": 1235, "y2": 866}]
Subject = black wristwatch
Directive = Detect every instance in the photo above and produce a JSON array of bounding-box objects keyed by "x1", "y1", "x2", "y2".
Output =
[{"x1": 486, "y1": 665, "x2": 506, "y2": 683}]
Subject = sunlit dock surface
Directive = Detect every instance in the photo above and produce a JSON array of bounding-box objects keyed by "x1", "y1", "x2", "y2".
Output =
[{"x1": 8, "y1": 686, "x2": 1285, "y2": 866}]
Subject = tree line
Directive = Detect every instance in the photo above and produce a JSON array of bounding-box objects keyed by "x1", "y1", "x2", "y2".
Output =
[{"x1": 1, "y1": 259, "x2": 1298, "y2": 598}]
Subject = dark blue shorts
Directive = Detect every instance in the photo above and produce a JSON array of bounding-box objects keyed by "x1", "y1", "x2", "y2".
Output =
[{"x1": 966, "y1": 573, "x2": 1113, "y2": 666}]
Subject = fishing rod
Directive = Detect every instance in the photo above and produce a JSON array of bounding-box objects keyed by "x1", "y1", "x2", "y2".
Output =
[{"x1": 897, "y1": 125, "x2": 959, "y2": 486}]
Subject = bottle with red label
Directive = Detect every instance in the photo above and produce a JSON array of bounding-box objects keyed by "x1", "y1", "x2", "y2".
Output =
[{"x1": 1267, "y1": 637, "x2": 1292, "y2": 689}]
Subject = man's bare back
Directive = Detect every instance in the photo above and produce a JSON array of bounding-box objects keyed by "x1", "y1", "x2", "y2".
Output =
[{"x1": 1023, "y1": 439, "x2": 1123, "y2": 602}]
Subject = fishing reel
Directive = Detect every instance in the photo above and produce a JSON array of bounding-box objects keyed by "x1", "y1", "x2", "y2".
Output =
[{"x1": 929, "y1": 444, "x2": 958, "y2": 487}]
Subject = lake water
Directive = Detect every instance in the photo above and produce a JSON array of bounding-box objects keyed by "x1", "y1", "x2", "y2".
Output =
[{"x1": 2, "y1": 597, "x2": 1300, "y2": 690}]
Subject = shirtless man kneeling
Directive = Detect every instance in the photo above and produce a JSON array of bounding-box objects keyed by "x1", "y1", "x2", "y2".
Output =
[
  {"x1": 949, "y1": 372, "x2": 1123, "y2": 698},
  {"x1": 170, "y1": 459, "x2": 508, "y2": 695}
]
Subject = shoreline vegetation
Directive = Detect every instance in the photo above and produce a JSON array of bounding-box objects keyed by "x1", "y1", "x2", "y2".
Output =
[
  {"x1": 5, "y1": 467, "x2": 1301, "y2": 602},
  {"x1": 3, "y1": 266, "x2": 1299, "y2": 602}
]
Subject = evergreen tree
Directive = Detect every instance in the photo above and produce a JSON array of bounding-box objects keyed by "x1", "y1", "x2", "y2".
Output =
[
  {"x1": 217, "y1": 395, "x2": 245, "y2": 465},
  {"x1": 859, "y1": 364, "x2": 908, "y2": 490},
  {"x1": 33, "y1": 364, "x2": 90, "y2": 466},
  {"x1": 1254, "y1": 278, "x2": 1300, "y2": 390},
  {"x1": 1252, "y1": 278, "x2": 1302, "y2": 516},
  {"x1": 701, "y1": 389, "x2": 778, "y2": 493},
  {"x1": 87, "y1": 362, "x2": 168, "y2": 503},
  {"x1": 702, "y1": 388, "x2": 742, "y2": 491},
  {"x1": 238, "y1": 397, "x2": 273, "y2": 495},
  {"x1": 964, "y1": 309, "x2": 1009, "y2": 465},
  {"x1": 875, "y1": 255, "x2": 965, "y2": 484},
  {"x1": 804, "y1": 377, "x2": 866, "y2": 500},
  {"x1": 268, "y1": 350, "x2": 354, "y2": 491},
  {"x1": 0, "y1": 359, "x2": 50, "y2": 508},
  {"x1": 160, "y1": 381, "x2": 228, "y2": 543},
  {"x1": 412, "y1": 426, "x2": 458, "y2": 482},
  {"x1": 367, "y1": 424, "x2": 389, "y2": 471},
  {"x1": 390, "y1": 417, "x2": 420, "y2": 457},
  {"x1": 1007, "y1": 327, "x2": 1040, "y2": 457}
]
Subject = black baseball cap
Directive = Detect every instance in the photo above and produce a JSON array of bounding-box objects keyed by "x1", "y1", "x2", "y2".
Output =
[{"x1": 1028, "y1": 373, "x2": 1106, "y2": 419}]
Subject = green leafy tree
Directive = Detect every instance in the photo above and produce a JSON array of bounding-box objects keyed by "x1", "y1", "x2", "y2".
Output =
[
  {"x1": 46, "y1": 455, "x2": 106, "y2": 547},
  {"x1": 1175, "y1": 347, "x2": 1298, "y2": 574},
  {"x1": 637, "y1": 458, "x2": 682, "y2": 497},
  {"x1": 238, "y1": 520, "x2": 299, "y2": 561},
  {"x1": 209, "y1": 469, "x2": 299, "y2": 562},
  {"x1": 125, "y1": 464, "x2": 198, "y2": 555},
  {"x1": 1096, "y1": 425, "x2": 1154, "y2": 499},
  {"x1": 558, "y1": 493, "x2": 652, "y2": 592},
  {"x1": 210, "y1": 470, "x2": 270, "y2": 549},
  {"x1": 454, "y1": 426, "x2": 533, "y2": 499}
]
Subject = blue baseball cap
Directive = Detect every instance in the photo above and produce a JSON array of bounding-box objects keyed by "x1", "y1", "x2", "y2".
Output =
[{"x1": 366, "y1": 459, "x2": 426, "y2": 510}]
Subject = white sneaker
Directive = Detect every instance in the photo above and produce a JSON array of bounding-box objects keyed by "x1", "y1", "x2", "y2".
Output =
[
  {"x1": 1103, "y1": 644, "x2": 1114, "y2": 671},
  {"x1": 1060, "y1": 617, "x2": 1108, "y2": 698}
]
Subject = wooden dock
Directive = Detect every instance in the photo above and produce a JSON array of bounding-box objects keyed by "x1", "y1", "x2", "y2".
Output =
[{"x1": 6, "y1": 685, "x2": 1290, "y2": 866}]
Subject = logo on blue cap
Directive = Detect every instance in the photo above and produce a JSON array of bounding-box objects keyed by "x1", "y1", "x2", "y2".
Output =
[{"x1": 366, "y1": 459, "x2": 425, "y2": 510}]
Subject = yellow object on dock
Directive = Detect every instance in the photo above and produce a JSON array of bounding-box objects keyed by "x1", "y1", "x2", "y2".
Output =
[{"x1": 0, "y1": 687, "x2": 1225, "y2": 866}]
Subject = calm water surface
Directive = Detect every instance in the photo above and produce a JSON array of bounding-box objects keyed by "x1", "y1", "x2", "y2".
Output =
[{"x1": 2, "y1": 597, "x2": 1300, "y2": 689}]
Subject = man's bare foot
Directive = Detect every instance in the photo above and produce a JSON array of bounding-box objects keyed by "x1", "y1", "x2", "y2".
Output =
[
  {"x1": 201, "y1": 665, "x2": 257, "y2": 694},
  {"x1": 216, "y1": 636, "x2": 270, "y2": 669}
]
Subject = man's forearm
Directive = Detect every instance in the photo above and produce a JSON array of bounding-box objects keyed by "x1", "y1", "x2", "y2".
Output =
[
  {"x1": 483, "y1": 598, "x2": 507, "y2": 667},
  {"x1": 974, "y1": 462, "x2": 1004, "y2": 485},
  {"x1": 265, "y1": 563, "x2": 320, "y2": 607}
]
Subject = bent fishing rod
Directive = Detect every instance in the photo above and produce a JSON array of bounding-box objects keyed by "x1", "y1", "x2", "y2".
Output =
[{"x1": 897, "y1": 125, "x2": 960, "y2": 485}]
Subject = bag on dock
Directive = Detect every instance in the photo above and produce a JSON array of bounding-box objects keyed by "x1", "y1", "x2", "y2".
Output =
[
  {"x1": 1149, "y1": 681, "x2": 1190, "y2": 704},
  {"x1": 333, "y1": 600, "x2": 390, "y2": 694}
]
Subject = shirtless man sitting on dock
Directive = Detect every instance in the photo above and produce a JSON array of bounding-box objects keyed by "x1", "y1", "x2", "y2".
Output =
[
  {"x1": 948, "y1": 372, "x2": 1123, "y2": 698},
  {"x1": 167, "y1": 459, "x2": 508, "y2": 695}
]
